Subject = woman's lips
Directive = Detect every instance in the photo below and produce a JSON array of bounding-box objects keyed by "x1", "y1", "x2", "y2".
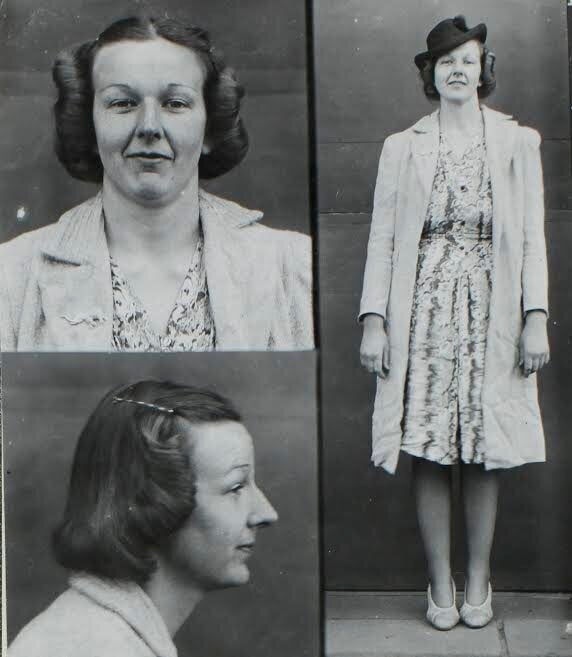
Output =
[{"x1": 127, "y1": 152, "x2": 172, "y2": 161}]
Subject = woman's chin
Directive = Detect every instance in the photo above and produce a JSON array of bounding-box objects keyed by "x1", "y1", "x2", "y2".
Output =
[{"x1": 129, "y1": 182, "x2": 177, "y2": 207}]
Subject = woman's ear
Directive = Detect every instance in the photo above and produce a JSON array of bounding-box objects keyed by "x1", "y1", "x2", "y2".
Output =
[{"x1": 201, "y1": 139, "x2": 212, "y2": 155}]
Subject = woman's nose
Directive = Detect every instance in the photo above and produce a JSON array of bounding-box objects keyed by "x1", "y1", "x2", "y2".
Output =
[
  {"x1": 136, "y1": 100, "x2": 162, "y2": 142},
  {"x1": 249, "y1": 486, "x2": 278, "y2": 528}
]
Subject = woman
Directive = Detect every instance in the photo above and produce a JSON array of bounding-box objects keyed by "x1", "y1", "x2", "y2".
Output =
[
  {"x1": 359, "y1": 16, "x2": 549, "y2": 630},
  {"x1": 9, "y1": 380, "x2": 278, "y2": 656},
  {"x1": 0, "y1": 16, "x2": 312, "y2": 351}
]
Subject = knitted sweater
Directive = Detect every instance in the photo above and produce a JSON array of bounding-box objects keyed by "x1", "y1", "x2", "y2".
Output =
[{"x1": 9, "y1": 574, "x2": 177, "y2": 657}]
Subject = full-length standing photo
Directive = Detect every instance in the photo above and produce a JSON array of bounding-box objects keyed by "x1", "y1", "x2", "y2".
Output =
[{"x1": 317, "y1": 1, "x2": 572, "y2": 654}]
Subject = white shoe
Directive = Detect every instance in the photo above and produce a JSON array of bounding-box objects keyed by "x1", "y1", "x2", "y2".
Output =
[
  {"x1": 460, "y1": 582, "x2": 493, "y2": 628},
  {"x1": 426, "y1": 578, "x2": 460, "y2": 631}
]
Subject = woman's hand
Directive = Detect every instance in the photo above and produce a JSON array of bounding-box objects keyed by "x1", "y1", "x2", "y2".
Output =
[
  {"x1": 519, "y1": 310, "x2": 550, "y2": 376},
  {"x1": 360, "y1": 314, "x2": 390, "y2": 378}
]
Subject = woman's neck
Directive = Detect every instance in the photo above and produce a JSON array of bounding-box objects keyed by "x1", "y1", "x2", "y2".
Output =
[
  {"x1": 102, "y1": 176, "x2": 201, "y2": 260},
  {"x1": 143, "y1": 566, "x2": 205, "y2": 638},
  {"x1": 439, "y1": 96, "x2": 483, "y2": 136}
]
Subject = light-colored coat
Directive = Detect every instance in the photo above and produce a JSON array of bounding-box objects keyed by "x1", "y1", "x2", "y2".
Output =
[
  {"x1": 360, "y1": 106, "x2": 548, "y2": 474},
  {"x1": 9, "y1": 573, "x2": 177, "y2": 657},
  {"x1": 0, "y1": 190, "x2": 313, "y2": 351}
]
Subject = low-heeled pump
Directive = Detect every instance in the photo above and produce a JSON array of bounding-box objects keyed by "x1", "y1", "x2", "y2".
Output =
[
  {"x1": 426, "y1": 578, "x2": 460, "y2": 631},
  {"x1": 460, "y1": 582, "x2": 493, "y2": 628}
]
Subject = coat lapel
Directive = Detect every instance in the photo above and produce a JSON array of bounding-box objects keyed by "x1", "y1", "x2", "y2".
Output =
[
  {"x1": 35, "y1": 191, "x2": 272, "y2": 350},
  {"x1": 410, "y1": 110, "x2": 440, "y2": 233},
  {"x1": 37, "y1": 194, "x2": 113, "y2": 349},
  {"x1": 482, "y1": 105, "x2": 518, "y2": 262},
  {"x1": 199, "y1": 190, "x2": 271, "y2": 349}
]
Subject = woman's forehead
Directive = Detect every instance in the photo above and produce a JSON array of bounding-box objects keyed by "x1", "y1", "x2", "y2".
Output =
[
  {"x1": 185, "y1": 421, "x2": 255, "y2": 478},
  {"x1": 92, "y1": 37, "x2": 206, "y2": 90},
  {"x1": 439, "y1": 39, "x2": 482, "y2": 59}
]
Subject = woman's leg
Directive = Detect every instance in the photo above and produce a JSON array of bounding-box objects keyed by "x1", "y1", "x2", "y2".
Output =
[
  {"x1": 412, "y1": 457, "x2": 454, "y2": 607},
  {"x1": 461, "y1": 464, "x2": 499, "y2": 604}
]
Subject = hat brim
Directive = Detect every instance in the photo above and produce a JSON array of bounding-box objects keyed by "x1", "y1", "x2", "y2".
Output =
[{"x1": 414, "y1": 23, "x2": 487, "y2": 70}]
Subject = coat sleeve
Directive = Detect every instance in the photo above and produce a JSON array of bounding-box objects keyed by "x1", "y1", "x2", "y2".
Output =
[
  {"x1": 0, "y1": 244, "x2": 20, "y2": 351},
  {"x1": 358, "y1": 133, "x2": 403, "y2": 321},
  {"x1": 519, "y1": 127, "x2": 548, "y2": 315},
  {"x1": 282, "y1": 231, "x2": 314, "y2": 349}
]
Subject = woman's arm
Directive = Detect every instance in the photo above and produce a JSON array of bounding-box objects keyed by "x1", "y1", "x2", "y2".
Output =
[
  {"x1": 358, "y1": 133, "x2": 403, "y2": 376},
  {"x1": 519, "y1": 128, "x2": 550, "y2": 375},
  {"x1": 520, "y1": 127, "x2": 548, "y2": 315},
  {"x1": 360, "y1": 313, "x2": 390, "y2": 378},
  {"x1": 359, "y1": 133, "x2": 402, "y2": 321}
]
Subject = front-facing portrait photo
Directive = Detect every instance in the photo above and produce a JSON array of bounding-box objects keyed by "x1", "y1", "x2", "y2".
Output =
[
  {"x1": 3, "y1": 352, "x2": 319, "y2": 657},
  {"x1": 317, "y1": 0, "x2": 572, "y2": 654},
  {"x1": 0, "y1": 2, "x2": 313, "y2": 351}
]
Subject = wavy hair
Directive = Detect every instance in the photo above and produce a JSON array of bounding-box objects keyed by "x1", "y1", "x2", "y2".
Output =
[
  {"x1": 52, "y1": 380, "x2": 242, "y2": 584},
  {"x1": 419, "y1": 20, "x2": 496, "y2": 101},
  {"x1": 52, "y1": 16, "x2": 248, "y2": 182}
]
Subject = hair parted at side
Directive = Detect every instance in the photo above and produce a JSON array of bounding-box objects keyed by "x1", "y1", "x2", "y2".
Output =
[
  {"x1": 52, "y1": 380, "x2": 242, "y2": 584},
  {"x1": 52, "y1": 15, "x2": 248, "y2": 182}
]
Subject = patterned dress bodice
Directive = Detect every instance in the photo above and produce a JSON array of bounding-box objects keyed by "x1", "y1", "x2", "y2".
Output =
[
  {"x1": 422, "y1": 133, "x2": 493, "y2": 241},
  {"x1": 110, "y1": 232, "x2": 216, "y2": 351}
]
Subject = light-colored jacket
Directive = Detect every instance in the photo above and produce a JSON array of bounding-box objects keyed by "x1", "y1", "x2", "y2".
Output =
[
  {"x1": 0, "y1": 190, "x2": 313, "y2": 351},
  {"x1": 360, "y1": 106, "x2": 548, "y2": 474},
  {"x1": 9, "y1": 573, "x2": 177, "y2": 657}
]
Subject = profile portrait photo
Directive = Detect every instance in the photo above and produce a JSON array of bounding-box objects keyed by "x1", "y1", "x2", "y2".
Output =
[{"x1": 3, "y1": 352, "x2": 319, "y2": 657}]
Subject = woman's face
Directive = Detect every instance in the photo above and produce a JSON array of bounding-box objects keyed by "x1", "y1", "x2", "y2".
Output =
[
  {"x1": 92, "y1": 38, "x2": 207, "y2": 207},
  {"x1": 164, "y1": 421, "x2": 278, "y2": 592},
  {"x1": 433, "y1": 39, "x2": 482, "y2": 104}
]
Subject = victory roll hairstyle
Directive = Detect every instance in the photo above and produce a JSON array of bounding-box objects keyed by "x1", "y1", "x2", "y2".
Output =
[
  {"x1": 52, "y1": 16, "x2": 248, "y2": 182},
  {"x1": 52, "y1": 380, "x2": 242, "y2": 584}
]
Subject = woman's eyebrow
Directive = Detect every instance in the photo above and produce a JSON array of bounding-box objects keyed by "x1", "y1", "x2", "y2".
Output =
[
  {"x1": 100, "y1": 83, "x2": 133, "y2": 92},
  {"x1": 225, "y1": 463, "x2": 251, "y2": 474},
  {"x1": 165, "y1": 82, "x2": 200, "y2": 92}
]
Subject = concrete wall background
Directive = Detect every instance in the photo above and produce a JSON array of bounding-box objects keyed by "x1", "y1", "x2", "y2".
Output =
[
  {"x1": 0, "y1": 0, "x2": 310, "y2": 239},
  {"x1": 316, "y1": 0, "x2": 572, "y2": 591},
  {"x1": 4, "y1": 352, "x2": 319, "y2": 657}
]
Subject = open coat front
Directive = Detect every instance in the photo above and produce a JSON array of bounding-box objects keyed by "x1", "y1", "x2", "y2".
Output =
[
  {"x1": 0, "y1": 190, "x2": 313, "y2": 351},
  {"x1": 359, "y1": 106, "x2": 548, "y2": 474}
]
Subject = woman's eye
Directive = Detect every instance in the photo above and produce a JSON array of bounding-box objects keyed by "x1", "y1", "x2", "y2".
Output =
[
  {"x1": 165, "y1": 98, "x2": 190, "y2": 110},
  {"x1": 109, "y1": 99, "x2": 136, "y2": 110},
  {"x1": 230, "y1": 483, "x2": 245, "y2": 495}
]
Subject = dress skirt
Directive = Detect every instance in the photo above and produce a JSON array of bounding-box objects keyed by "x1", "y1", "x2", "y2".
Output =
[{"x1": 401, "y1": 133, "x2": 494, "y2": 465}]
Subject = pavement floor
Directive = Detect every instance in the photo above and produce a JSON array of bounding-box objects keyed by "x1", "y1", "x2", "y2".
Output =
[{"x1": 326, "y1": 591, "x2": 572, "y2": 657}]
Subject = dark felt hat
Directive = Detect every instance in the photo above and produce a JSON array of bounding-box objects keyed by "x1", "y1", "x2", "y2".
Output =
[{"x1": 414, "y1": 15, "x2": 487, "y2": 70}]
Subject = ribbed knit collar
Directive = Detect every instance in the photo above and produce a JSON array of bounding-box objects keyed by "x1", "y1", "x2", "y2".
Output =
[{"x1": 70, "y1": 573, "x2": 177, "y2": 657}]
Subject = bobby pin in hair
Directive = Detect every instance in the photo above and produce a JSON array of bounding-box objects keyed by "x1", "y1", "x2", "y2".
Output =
[{"x1": 112, "y1": 397, "x2": 175, "y2": 414}]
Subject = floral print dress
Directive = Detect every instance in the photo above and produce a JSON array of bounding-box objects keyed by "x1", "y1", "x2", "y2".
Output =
[
  {"x1": 401, "y1": 133, "x2": 493, "y2": 464},
  {"x1": 110, "y1": 233, "x2": 216, "y2": 351}
]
